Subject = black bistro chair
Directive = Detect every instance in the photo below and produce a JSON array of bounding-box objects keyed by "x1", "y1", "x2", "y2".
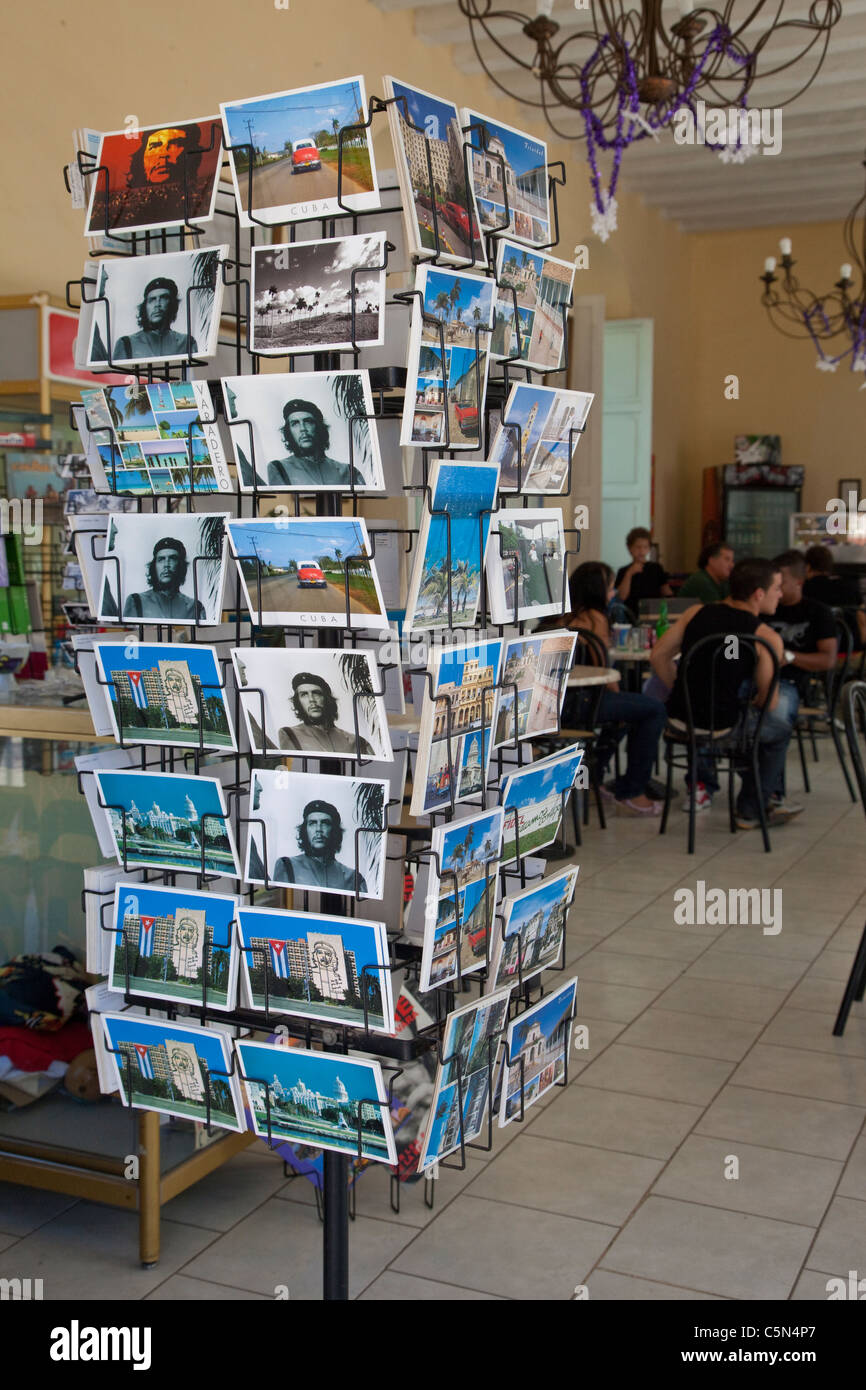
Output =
[
  {"x1": 793, "y1": 613, "x2": 856, "y2": 802},
  {"x1": 658, "y1": 633, "x2": 781, "y2": 854},
  {"x1": 833, "y1": 680, "x2": 866, "y2": 1035},
  {"x1": 536, "y1": 628, "x2": 611, "y2": 845}
]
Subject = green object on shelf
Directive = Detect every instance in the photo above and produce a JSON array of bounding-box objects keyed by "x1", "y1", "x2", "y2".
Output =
[
  {"x1": 4, "y1": 534, "x2": 25, "y2": 586},
  {"x1": 655, "y1": 600, "x2": 669, "y2": 640},
  {"x1": 8, "y1": 585, "x2": 30, "y2": 634}
]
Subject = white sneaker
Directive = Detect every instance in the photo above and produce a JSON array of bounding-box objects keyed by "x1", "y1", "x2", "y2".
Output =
[{"x1": 680, "y1": 784, "x2": 712, "y2": 813}]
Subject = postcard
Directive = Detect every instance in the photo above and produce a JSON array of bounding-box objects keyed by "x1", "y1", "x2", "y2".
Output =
[
  {"x1": 499, "y1": 976, "x2": 577, "y2": 1126},
  {"x1": 420, "y1": 805, "x2": 504, "y2": 987},
  {"x1": 486, "y1": 508, "x2": 567, "y2": 625},
  {"x1": 85, "y1": 247, "x2": 227, "y2": 367},
  {"x1": 79, "y1": 381, "x2": 231, "y2": 496},
  {"x1": 418, "y1": 986, "x2": 512, "y2": 1170},
  {"x1": 76, "y1": 746, "x2": 138, "y2": 858},
  {"x1": 93, "y1": 769, "x2": 241, "y2": 878},
  {"x1": 108, "y1": 882, "x2": 239, "y2": 1012},
  {"x1": 403, "y1": 460, "x2": 499, "y2": 632},
  {"x1": 501, "y1": 745, "x2": 584, "y2": 863},
  {"x1": 400, "y1": 265, "x2": 495, "y2": 449},
  {"x1": 250, "y1": 232, "x2": 386, "y2": 355},
  {"x1": 384, "y1": 77, "x2": 486, "y2": 268},
  {"x1": 410, "y1": 638, "x2": 502, "y2": 817},
  {"x1": 492, "y1": 239, "x2": 574, "y2": 372},
  {"x1": 85, "y1": 117, "x2": 223, "y2": 237},
  {"x1": 221, "y1": 77, "x2": 379, "y2": 227},
  {"x1": 221, "y1": 371, "x2": 384, "y2": 493},
  {"x1": 245, "y1": 768, "x2": 387, "y2": 900},
  {"x1": 97, "y1": 512, "x2": 229, "y2": 626},
  {"x1": 494, "y1": 632, "x2": 577, "y2": 748},
  {"x1": 67, "y1": 512, "x2": 109, "y2": 616},
  {"x1": 489, "y1": 382, "x2": 595, "y2": 493},
  {"x1": 237, "y1": 1040, "x2": 396, "y2": 1164},
  {"x1": 237, "y1": 906, "x2": 394, "y2": 1033},
  {"x1": 231, "y1": 645, "x2": 391, "y2": 761},
  {"x1": 94, "y1": 641, "x2": 235, "y2": 751},
  {"x1": 100, "y1": 1012, "x2": 244, "y2": 1131},
  {"x1": 463, "y1": 108, "x2": 550, "y2": 248},
  {"x1": 74, "y1": 631, "x2": 138, "y2": 736},
  {"x1": 226, "y1": 516, "x2": 388, "y2": 631},
  {"x1": 488, "y1": 867, "x2": 578, "y2": 992}
]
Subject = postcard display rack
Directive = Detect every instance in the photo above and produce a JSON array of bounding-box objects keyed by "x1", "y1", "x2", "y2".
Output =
[{"x1": 62, "y1": 94, "x2": 585, "y2": 1300}]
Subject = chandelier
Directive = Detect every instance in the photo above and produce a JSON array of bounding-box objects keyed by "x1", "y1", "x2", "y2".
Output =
[
  {"x1": 760, "y1": 155, "x2": 866, "y2": 377},
  {"x1": 459, "y1": 0, "x2": 842, "y2": 238}
]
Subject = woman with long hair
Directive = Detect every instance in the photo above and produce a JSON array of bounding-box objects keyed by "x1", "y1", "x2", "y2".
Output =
[{"x1": 564, "y1": 561, "x2": 666, "y2": 817}]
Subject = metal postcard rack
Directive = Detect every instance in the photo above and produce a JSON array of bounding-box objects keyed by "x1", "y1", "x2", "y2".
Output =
[{"x1": 63, "y1": 94, "x2": 586, "y2": 1300}]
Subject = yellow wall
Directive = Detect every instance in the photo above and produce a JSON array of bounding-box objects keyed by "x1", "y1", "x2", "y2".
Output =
[{"x1": 1, "y1": 0, "x2": 855, "y2": 569}]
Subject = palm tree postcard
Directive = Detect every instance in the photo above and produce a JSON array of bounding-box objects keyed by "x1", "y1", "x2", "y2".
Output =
[
  {"x1": 79, "y1": 381, "x2": 230, "y2": 495},
  {"x1": 94, "y1": 641, "x2": 236, "y2": 752},
  {"x1": 230, "y1": 645, "x2": 392, "y2": 761},
  {"x1": 418, "y1": 986, "x2": 512, "y2": 1170},
  {"x1": 384, "y1": 76, "x2": 486, "y2": 268},
  {"x1": 85, "y1": 246, "x2": 228, "y2": 368},
  {"x1": 236, "y1": 906, "x2": 394, "y2": 1033},
  {"x1": 486, "y1": 508, "x2": 567, "y2": 626},
  {"x1": 93, "y1": 768, "x2": 241, "y2": 878},
  {"x1": 237, "y1": 1041, "x2": 397, "y2": 1164},
  {"x1": 403, "y1": 459, "x2": 500, "y2": 632},
  {"x1": 410, "y1": 638, "x2": 502, "y2": 817},
  {"x1": 99, "y1": 1012, "x2": 245, "y2": 1132},
  {"x1": 401, "y1": 265, "x2": 495, "y2": 448},
  {"x1": 108, "y1": 882, "x2": 239, "y2": 1012},
  {"x1": 221, "y1": 77, "x2": 379, "y2": 228},
  {"x1": 244, "y1": 768, "x2": 387, "y2": 900},
  {"x1": 221, "y1": 370, "x2": 384, "y2": 493},
  {"x1": 226, "y1": 517, "x2": 388, "y2": 630},
  {"x1": 499, "y1": 976, "x2": 578, "y2": 1127},
  {"x1": 500, "y1": 745, "x2": 585, "y2": 863},
  {"x1": 492, "y1": 238, "x2": 575, "y2": 372},
  {"x1": 97, "y1": 511, "x2": 229, "y2": 626},
  {"x1": 250, "y1": 232, "x2": 386, "y2": 355}
]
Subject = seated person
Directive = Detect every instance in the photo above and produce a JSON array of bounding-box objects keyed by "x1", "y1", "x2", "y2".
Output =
[
  {"x1": 615, "y1": 526, "x2": 673, "y2": 613},
  {"x1": 678, "y1": 542, "x2": 735, "y2": 604},
  {"x1": 564, "y1": 562, "x2": 666, "y2": 817},
  {"x1": 767, "y1": 550, "x2": 837, "y2": 728},
  {"x1": 803, "y1": 544, "x2": 866, "y2": 649},
  {"x1": 650, "y1": 558, "x2": 802, "y2": 829}
]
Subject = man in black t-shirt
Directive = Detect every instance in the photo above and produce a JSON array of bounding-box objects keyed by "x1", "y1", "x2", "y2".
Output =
[
  {"x1": 615, "y1": 526, "x2": 671, "y2": 615},
  {"x1": 768, "y1": 551, "x2": 837, "y2": 727},
  {"x1": 803, "y1": 544, "x2": 866, "y2": 649}
]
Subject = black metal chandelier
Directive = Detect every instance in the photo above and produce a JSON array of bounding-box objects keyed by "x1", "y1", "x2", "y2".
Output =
[
  {"x1": 459, "y1": 0, "x2": 842, "y2": 237},
  {"x1": 760, "y1": 154, "x2": 866, "y2": 376}
]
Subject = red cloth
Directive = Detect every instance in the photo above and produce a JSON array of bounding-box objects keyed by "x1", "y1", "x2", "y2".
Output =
[{"x1": 0, "y1": 1021, "x2": 92, "y2": 1072}]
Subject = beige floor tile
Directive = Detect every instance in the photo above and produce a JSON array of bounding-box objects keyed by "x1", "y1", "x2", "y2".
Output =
[
  {"x1": 596, "y1": 926, "x2": 713, "y2": 962},
  {"x1": 790, "y1": 1268, "x2": 851, "y2": 1301},
  {"x1": 162, "y1": 1147, "x2": 287, "y2": 1231},
  {"x1": 652, "y1": 1135, "x2": 841, "y2": 1226},
  {"x1": 183, "y1": 1195, "x2": 414, "y2": 1300},
  {"x1": 464, "y1": 1133, "x2": 663, "y2": 1226},
  {"x1": 390, "y1": 1194, "x2": 615, "y2": 1299},
  {"x1": 145, "y1": 1274, "x2": 268, "y2": 1300},
  {"x1": 618, "y1": 1008, "x2": 763, "y2": 1062},
  {"x1": 731, "y1": 1044, "x2": 866, "y2": 1106},
  {"x1": 838, "y1": 1135, "x2": 866, "y2": 1199},
  {"x1": 684, "y1": 950, "x2": 808, "y2": 990},
  {"x1": 807, "y1": 1196, "x2": 866, "y2": 1275},
  {"x1": 759, "y1": 1007, "x2": 866, "y2": 1059},
  {"x1": 572, "y1": 980, "x2": 660, "y2": 1024},
  {"x1": 712, "y1": 927, "x2": 824, "y2": 961},
  {"x1": 786, "y1": 975, "x2": 852, "y2": 1015},
  {"x1": 585, "y1": 1269, "x2": 724, "y2": 1300},
  {"x1": 806, "y1": 949, "x2": 861, "y2": 983},
  {"x1": 655, "y1": 975, "x2": 788, "y2": 1023},
  {"x1": 572, "y1": 948, "x2": 687, "y2": 991},
  {"x1": 527, "y1": 1085, "x2": 702, "y2": 1160},
  {"x1": 576, "y1": 1043, "x2": 734, "y2": 1106},
  {"x1": 0, "y1": 1203, "x2": 219, "y2": 1301},
  {"x1": 0, "y1": 1233, "x2": 19, "y2": 1254},
  {"x1": 600, "y1": 1196, "x2": 813, "y2": 1300},
  {"x1": 0, "y1": 1184, "x2": 78, "y2": 1238},
  {"x1": 695, "y1": 1085, "x2": 865, "y2": 1161},
  {"x1": 358, "y1": 1271, "x2": 503, "y2": 1299}
]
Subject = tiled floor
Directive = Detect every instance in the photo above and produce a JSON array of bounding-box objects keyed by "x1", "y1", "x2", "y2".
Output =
[{"x1": 1, "y1": 750, "x2": 864, "y2": 1300}]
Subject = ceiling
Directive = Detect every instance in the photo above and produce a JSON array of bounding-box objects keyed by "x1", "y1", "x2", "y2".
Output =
[{"x1": 370, "y1": 0, "x2": 866, "y2": 232}]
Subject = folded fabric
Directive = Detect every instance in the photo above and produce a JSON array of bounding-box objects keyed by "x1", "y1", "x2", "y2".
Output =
[
  {"x1": 0, "y1": 946, "x2": 94, "y2": 1031},
  {"x1": 0, "y1": 1020, "x2": 93, "y2": 1071}
]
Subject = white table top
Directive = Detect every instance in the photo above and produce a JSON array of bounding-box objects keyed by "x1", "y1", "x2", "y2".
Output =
[
  {"x1": 608, "y1": 647, "x2": 653, "y2": 662},
  {"x1": 567, "y1": 666, "x2": 619, "y2": 687}
]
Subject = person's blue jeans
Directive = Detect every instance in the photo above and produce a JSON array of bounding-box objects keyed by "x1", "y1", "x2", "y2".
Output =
[
  {"x1": 593, "y1": 689, "x2": 666, "y2": 799},
  {"x1": 691, "y1": 702, "x2": 795, "y2": 818}
]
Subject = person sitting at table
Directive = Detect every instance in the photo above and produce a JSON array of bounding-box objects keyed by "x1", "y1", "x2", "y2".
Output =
[
  {"x1": 678, "y1": 541, "x2": 735, "y2": 604},
  {"x1": 650, "y1": 557, "x2": 802, "y2": 829},
  {"x1": 768, "y1": 551, "x2": 837, "y2": 732},
  {"x1": 615, "y1": 526, "x2": 673, "y2": 614},
  {"x1": 562, "y1": 562, "x2": 666, "y2": 817},
  {"x1": 803, "y1": 544, "x2": 866, "y2": 649}
]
